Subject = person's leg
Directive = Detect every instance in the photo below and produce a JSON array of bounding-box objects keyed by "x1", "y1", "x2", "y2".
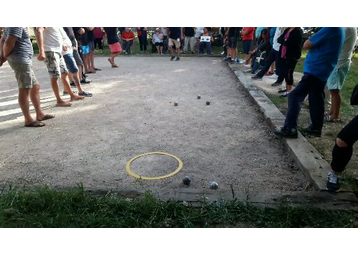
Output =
[
  {"x1": 329, "y1": 90, "x2": 341, "y2": 120},
  {"x1": 18, "y1": 88, "x2": 39, "y2": 125},
  {"x1": 59, "y1": 55, "x2": 84, "y2": 101},
  {"x1": 308, "y1": 76, "x2": 326, "y2": 132},
  {"x1": 83, "y1": 53, "x2": 90, "y2": 73},
  {"x1": 143, "y1": 33, "x2": 147, "y2": 51},
  {"x1": 285, "y1": 60, "x2": 298, "y2": 93},
  {"x1": 184, "y1": 37, "x2": 189, "y2": 53},
  {"x1": 327, "y1": 115, "x2": 358, "y2": 191},
  {"x1": 29, "y1": 84, "x2": 46, "y2": 121},
  {"x1": 111, "y1": 52, "x2": 121, "y2": 66},
  {"x1": 254, "y1": 49, "x2": 276, "y2": 78},
  {"x1": 169, "y1": 39, "x2": 175, "y2": 58},
  {"x1": 176, "y1": 40, "x2": 181, "y2": 58},
  {"x1": 190, "y1": 37, "x2": 196, "y2": 53},
  {"x1": 139, "y1": 35, "x2": 143, "y2": 51},
  {"x1": 99, "y1": 39, "x2": 103, "y2": 54},
  {"x1": 199, "y1": 42, "x2": 204, "y2": 53},
  {"x1": 207, "y1": 42, "x2": 212, "y2": 54},
  {"x1": 156, "y1": 44, "x2": 160, "y2": 53},
  {"x1": 283, "y1": 74, "x2": 312, "y2": 129}
]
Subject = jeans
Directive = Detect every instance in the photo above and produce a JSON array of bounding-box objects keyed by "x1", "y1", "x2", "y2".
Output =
[
  {"x1": 199, "y1": 42, "x2": 212, "y2": 54},
  {"x1": 284, "y1": 73, "x2": 326, "y2": 130},
  {"x1": 139, "y1": 32, "x2": 147, "y2": 51},
  {"x1": 257, "y1": 49, "x2": 280, "y2": 78},
  {"x1": 122, "y1": 41, "x2": 133, "y2": 53}
]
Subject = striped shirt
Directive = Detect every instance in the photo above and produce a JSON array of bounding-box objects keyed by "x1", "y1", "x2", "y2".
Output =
[{"x1": 3, "y1": 27, "x2": 33, "y2": 64}]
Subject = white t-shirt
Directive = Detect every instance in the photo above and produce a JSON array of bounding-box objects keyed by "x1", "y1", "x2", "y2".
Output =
[
  {"x1": 59, "y1": 28, "x2": 73, "y2": 55},
  {"x1": 195, "y1": 27, "x2": 204, "y2": 38},
  {"x1": 272, "y1": 27, "x2": 285, "y2": 52},
  {"x1": 43, "y1": 27, "x2": 63, "y2": 53},
  {"x1": 336, "y1": 27, "x2": 357, "y2": 68}
]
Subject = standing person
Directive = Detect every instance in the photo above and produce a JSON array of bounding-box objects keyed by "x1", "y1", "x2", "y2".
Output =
[
  {"x1": 63, "y1": 27, "x2": 90, "y2": 85},
  {"x1": 161, "y1": 27, "x2": 168, "y2": 53},
  {"x1": 72, "y1": 27, "x2": 91, "y2": 84},
  {"x1": 137, "y1": 27, "x2": 147, "y2": 53},
  {"x1": 167, "y1": 27, "x2": 183, "y2": 61},
  {"x1": 326, "y1": 114, "x2": 358, "y2": 192},
  {"x1": 241, "y1": 27, "x2": 255, "y2": 66},
  {"x1": 326, "y1": 27, "x2": 357, "y2": 123},
  {"x1": 152, "y1": 28, "x2": 164, "y2": 54},
  {"x1": 0, "y1": 27, "x2": 54, "y2": 127},
  {"x1": 275, "y1": 27, "x2": 303, "y2": 97},
  {"x1": 251, "y1": 27, "x2": 284, "y2": 81},
  {"x1": 35, "y1": 27, "x2": 84, "y2": 107},
  {"x1": 75, "y1": 27, "x2": 91, "y2": 74},
  {"x1": 224, "y1": 27, "x2": 239, "y2": 63},
  {"x1": 121, "y1": 27, "x2": 135, "y2": 54},
  {"x1": 274, "y1": 27, "x2": 345, "y2": 138},
  {"x1": 93, "y1": 27, "x2": 105, "y2": 54},
  {"x1": 103, "y1": 27, "x2": 122, "y2": 68},
  {"x1": 85, "y1": 27, "x2": 100, "y2": 73},
  {"x1": 183, "y1": 27, "x2": 195, "y2": 54},
  {"x1": 195, "y1": 27, "x2": 204, "y2": 54},
  {"x1": 60, "y1": 29, "x2": 92, "y2": 97}
]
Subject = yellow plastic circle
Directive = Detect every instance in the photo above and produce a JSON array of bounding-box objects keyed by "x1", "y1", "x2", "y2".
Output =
[{"x1": 126, "y1": 152, "x2": 183, "y2": 180}]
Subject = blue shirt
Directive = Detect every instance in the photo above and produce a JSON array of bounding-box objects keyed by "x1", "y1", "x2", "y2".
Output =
[
  {"x1": 269, "y1": 27, "x2": 276, "y2": 45},
  {"x1": 255, "y1": 27, "x2": 265, "y2": 38},
  {"x1": 303, "y1": 27, "x2": 345, "y2": 82}
]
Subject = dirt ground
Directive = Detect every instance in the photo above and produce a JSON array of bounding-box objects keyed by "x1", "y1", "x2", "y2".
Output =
[{"x1": 0, "y1": 56, "x2": 309, "y2": 193}]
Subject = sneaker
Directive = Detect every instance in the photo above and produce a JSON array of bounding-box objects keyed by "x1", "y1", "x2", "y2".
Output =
[
  {"x1": 70, "y1": 81, "x2": 76, "y2": 87},
  {"x1": 78, "y1": 91, "x2": 93, "y2": 97},
  {"x1": 81, "y1": 79, "x2": 91, "y2": 84},
  {"x1": 170, "y1": 56, "x2": 175, "y2": 61},
  {"x1": 228, "y1": 59, "x2": 235, "y2": 63},
  {"x1": 274, "y1": 126, "x2": 298, "y2": 138},
  {"x1": 268, "y1": 74, "x2": 278, "y2": 79},
  {"x1": 175, "y1": 57, "x2": 180, "y2": 61},
  {"x1": 326, "y1": 172, "x2": 340, "y2": 192},
  {"x1": 271, "y1": 81, "x2": 283, "y2": 86},
  {"x1": 244, "y1": 64, "x2": 251, "y2": 68},
  {"x1": 224, "y1": 57, "x2": 232, "y2": 62},
  {"x1": 300, "y1": 126, "x2": 322, "y2": 137},
  {"x1": 279, "y1": 91, "x2": 290, "y2": 98},
  {"x1": 278, "y1": 88, "x2": 287, "y2": 93},
  {"x1": 251, "y1": 75, "x2": 262, "y2": 80}
]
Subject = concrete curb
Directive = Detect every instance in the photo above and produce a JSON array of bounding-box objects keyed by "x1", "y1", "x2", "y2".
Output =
[{"x1": 226, "y1": 63, "x2": 352, "y2": 193}]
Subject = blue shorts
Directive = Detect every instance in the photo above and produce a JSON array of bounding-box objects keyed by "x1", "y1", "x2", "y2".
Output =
[
  {"x1": 81, "y1": 45, "x2": 90, "y2": 55},
  {"x1": 63, "y1": 53, "x2": 79, "y2": 74},
  {"x1": 243, "y1": 40, "x2": 252, "y2": 54},
  {"x1": 327, "y1": 64, "x2": 350, "y2": 91}
]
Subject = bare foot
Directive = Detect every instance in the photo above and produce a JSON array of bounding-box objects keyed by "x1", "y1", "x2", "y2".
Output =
[
  {"x1": 71, "y1": 95, "x2": 85, "y2": 101},
  {"x1": 56, "y1": 100, "x2": 72, "y2": 107}
]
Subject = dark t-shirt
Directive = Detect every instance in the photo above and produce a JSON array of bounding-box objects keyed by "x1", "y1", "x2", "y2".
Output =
[
  {"x1": 228, "y1": 27, "x2": 239, "y2": 38},
  {"x1": 86, "y1": 28, "x2": 94, "y2": 42},
  {"x1": 63, "y1": 27, "x2": 76, "y2": 47},
  {"x1": 104, "y1": 27, "x2": 119, "y2": 44},
  {"x1": 168, "y1": 27, "x2": 180, "y2": 39},
  {"x1": 184, "y1": 27, "x2": 194, "y2": 37},
  {"x1": 73, "y1": 27, "x2": 88, "y2": 46}
]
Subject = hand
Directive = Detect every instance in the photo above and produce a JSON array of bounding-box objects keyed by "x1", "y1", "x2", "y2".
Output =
[
  {"x1": 37, "y1": 51, "x2": 46, "y2": 61},
  {"x1": 62, "y1": 45, "x2": 68, "y2": 52},
  {"x1": 78, "y1": 28, "x2": 85, "y2": 35}
]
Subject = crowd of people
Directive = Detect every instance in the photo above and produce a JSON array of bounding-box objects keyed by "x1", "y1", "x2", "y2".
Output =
[{"x1": 0, "y1": 27, "x2": 357, "y2": 192}]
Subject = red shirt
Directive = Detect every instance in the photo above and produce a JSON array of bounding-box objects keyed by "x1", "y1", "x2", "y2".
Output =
[
  {"x1": 122, "y1": 31, "x2": 135, "y2": 40},
  {"x1": 242, "y1": 27, "x2": 254, "y2": 41},
  {"x1": 93, "y1": 27, "x2": 105, "y2": 39}
]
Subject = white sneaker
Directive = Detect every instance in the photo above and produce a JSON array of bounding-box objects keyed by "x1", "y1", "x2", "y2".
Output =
[
  {"x1": 244, "y1": 64, "x2": 251, "y2": 68},
  {"x1": 268, "y1": 74, "x2": 278, "y2": 79}
]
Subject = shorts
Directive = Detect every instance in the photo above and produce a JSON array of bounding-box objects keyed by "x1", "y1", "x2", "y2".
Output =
[
  {"x1": 88, "y1": 41, "x2": 95, "y2": 52},
  {"x1": 155, "y1": 42, "x2": 164, "y2": 46},
  {"x1": 82, "y1": 45, "x2": 90, "y2": 55},
  {"x1": 109, "y1": 42, "x2": 122, "y2": 53},
  {"x1": 73, "y1": 49, "x2": 83, "y2": 67},
  {"x1": 168, "y1": 38, "x2": 180, "y2": 48},
  {"x1": 227, "y1": 37, "x2": 237, "y2": 48},
  {"x1": 63, "y1": 53, "x2": 79, "y2": 74},
  {"x1": 8, "y1": 61, "x2": 39, "y2": 89},
  {"x1": 44, "y1": 51, "x2": 68, "y2": 78},
  {"x1": 243, "y1": 40, "x2": 252, "y2": 54},
  {"x1": 327, "y1": 64, "x2": 350, "y2": 91}
]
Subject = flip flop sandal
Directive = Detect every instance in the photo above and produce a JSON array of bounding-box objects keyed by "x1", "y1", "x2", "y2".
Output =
[
  {"x1": 56, "y1": 103, "x2": 72, "y2": 107},
  {"x1": 112, "y1": 65, "x2": 119, "y2": 68},
  {"x1": 94, "y1": 68, "x2": 102, "y2": 71},
  {"x1": 37, "y1": 114, "x2": 55, "y2": 121},
  {"x1": 25, "y1": 120, "x2": 45, "y2": 127}
]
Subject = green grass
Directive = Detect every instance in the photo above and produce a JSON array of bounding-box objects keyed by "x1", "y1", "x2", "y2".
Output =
[{"x1": 0, "y1": 186, "x2": 356, "y2": 228}]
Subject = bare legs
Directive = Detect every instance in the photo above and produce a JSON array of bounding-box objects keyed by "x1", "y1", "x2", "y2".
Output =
[{"x1": 328, "y1": 90, "x2": 341, "y2": 121}]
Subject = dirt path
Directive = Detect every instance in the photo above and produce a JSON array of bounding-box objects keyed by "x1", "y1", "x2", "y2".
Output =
[{"x1": 0, "y1": 56, "x2": 309, "y2": 192}]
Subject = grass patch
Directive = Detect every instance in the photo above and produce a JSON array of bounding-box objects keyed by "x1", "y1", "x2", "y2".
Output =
[{"x1": 0, "y1": 186, "x2": 356, "y2": 228}]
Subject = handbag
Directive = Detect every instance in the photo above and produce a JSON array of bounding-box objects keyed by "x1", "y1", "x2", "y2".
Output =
[{"x1": 351, "y1": 84, "x2": 358, "y2": 105}]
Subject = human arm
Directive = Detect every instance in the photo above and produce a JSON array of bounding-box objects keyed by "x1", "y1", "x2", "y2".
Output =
[
  {"x1": 0, "y1": 33, "x2": 6, "y2": 67},
  {"x1": 35, "y1": 27, "x2": 46, "y2": 61},
  {"x1": 180, "y1": 27, "x2": 184, "y2": 39},
  {"x1": 303, "y1": 40, "x2": 314, "y2": 50}
]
